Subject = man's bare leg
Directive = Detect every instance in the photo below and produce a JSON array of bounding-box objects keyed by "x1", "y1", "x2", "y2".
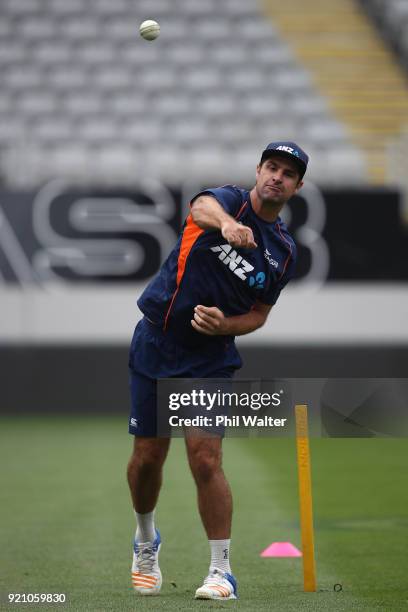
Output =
[
  {"x1": 127, "y1": 437, "x2": 170, "y2": 596},
  {"x1": 184, "y1": 434, "x2": 232, "y2": 539},
  {"x1": 127, "y1": 437, "x2": 170, "y2": 515},
  {"x1": 185, "y1": 433, "x2": 237, "y2": 599}
]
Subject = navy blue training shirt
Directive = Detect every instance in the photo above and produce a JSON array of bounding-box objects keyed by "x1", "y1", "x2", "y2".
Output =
[{"x1": 137, "y1": 185, "x2": 297, "y2": 348}]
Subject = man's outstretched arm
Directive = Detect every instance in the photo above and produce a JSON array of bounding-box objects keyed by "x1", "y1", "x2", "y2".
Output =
[
  {"x1": 191, "y1": 195, "x2": 257, "y2": 249},
  {"x1": 191, "y1": 302, "x2": 272, "y2": 337}
]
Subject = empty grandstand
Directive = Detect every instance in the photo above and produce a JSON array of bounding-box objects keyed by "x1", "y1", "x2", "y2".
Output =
[{"x1": 0, "y1": 0, "x2": 372, "y2": 188}]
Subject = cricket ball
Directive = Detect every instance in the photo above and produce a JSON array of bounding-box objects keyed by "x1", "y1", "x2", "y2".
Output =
[{"x1": 139, "y1": 19, "x2": 160, "y2": 41}]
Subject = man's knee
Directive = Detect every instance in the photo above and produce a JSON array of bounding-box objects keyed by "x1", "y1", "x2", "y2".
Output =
[
  {"x1": 187, "y1": 440, "x2": 222, "y2": 484},
  {"x1": 128, "y1": 438, "x2": 169, "y2": 474}
]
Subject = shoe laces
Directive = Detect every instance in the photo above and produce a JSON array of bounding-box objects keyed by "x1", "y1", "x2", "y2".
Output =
[{"x1": 135, "y1": 543, "x2": 156, "y2": 573}]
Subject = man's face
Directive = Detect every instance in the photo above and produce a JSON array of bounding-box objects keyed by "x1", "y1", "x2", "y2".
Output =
[{"x1": 255, "y1": 155, "x2": 303, "y2": 206}]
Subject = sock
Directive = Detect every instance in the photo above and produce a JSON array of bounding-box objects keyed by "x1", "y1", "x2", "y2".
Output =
[
  {"x1": 135, "y1": 510, "x2": 156, "y2": 543},
  {"x1": 209, "y1": 539, "x2": 232, "y2": 574}
]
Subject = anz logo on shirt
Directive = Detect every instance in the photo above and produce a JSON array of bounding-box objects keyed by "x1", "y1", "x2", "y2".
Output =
[
  {"x1": 210, "y1": 243, "x2": 265, "y2": 289},
  {"x1": 210, "y1": 243, "x2": 254, "y2": 281}
]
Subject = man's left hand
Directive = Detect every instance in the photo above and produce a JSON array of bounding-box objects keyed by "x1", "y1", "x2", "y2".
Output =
[{"x1": 191, "y1": 305, "x2": 228, "y2": 336}]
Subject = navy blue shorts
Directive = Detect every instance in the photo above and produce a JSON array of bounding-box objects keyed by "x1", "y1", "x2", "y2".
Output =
[{"x1": 128, "y1": 317, "x2": 242, "y2": 437}]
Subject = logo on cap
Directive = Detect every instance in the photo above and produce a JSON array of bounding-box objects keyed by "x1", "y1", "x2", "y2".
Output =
[{"x1": 276, "y1": 145, "x2": 299, "y2": 157}]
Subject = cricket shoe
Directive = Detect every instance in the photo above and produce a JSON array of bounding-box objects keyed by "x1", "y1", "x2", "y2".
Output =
[
  {"x1": 131, "y1": 529, "x2": 162, "y2": 596},
  {"x1": 195, "y1": 568, "x2": 238, "y2": 600}
]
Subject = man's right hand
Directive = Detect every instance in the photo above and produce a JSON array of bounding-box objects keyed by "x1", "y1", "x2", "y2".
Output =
[{"x1": 221, "y1": 219, "x2": 257, "y2": 249}]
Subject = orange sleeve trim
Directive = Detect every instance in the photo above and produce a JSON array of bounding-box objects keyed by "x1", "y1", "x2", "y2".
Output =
[
  {"x1": 176, "y1": 213, "x2": 204, "y2": 285},
  {"x1": 163, "y1": 213, "x2": 204, "y2": 330}
]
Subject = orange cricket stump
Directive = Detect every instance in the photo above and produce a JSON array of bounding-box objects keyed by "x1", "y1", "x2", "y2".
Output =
[{"x1": 295, "y1": 404, "x2": 317, "y2": 592}]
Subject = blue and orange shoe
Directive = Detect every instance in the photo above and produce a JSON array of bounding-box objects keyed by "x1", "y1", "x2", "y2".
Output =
[
  {"x1": 131, "y1": 529, "x2": 162, "y2": 596},
  {"x1": 195, "y1": 568, "x2": 238, "y2": 600}
]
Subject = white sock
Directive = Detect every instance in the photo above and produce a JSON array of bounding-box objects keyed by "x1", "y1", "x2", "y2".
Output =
[
  {"x1": 135, "y1": 510, "x2": 156, "y2": 543},
  {"x1": 209, "y1": 539, "x2": 232, "y2": 574}
]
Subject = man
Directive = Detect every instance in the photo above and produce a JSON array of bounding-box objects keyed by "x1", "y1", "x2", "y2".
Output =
[{"x1": 127, "y1": 141, "x2": 308, "y2": 600}]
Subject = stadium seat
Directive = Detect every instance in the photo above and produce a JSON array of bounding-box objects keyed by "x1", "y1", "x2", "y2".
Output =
[
  {"x1": 93, "y1": 66, "x2": 132, "y2": 91},
  {"x1": 251, "y1": 43, "x2": 294, "y2": 68},
  {"x1": 4, "y1": 0, "x2": 43, "y2": 15},
  {"x1": 197, "y1": 95, "x2": 237, "y2": 117},
  {"x1": 108, "y1": 94, "x2": 147, "y2": 116},
  {"x1": 166, "y1": 118, "x2": 211, "y2": 145},
  {"x1": 168, "y1": 44, "x2": 209, "y2": 66},
  {"x1": 0, "y1": 42, "x2": 26, "y2": 63},
  {"x1": 33, "y1": 42, "x2": 73, "y2": 65},
  {"x1": 303, "y1": 119, "x2": 348, "y2": 145},
  {"x1": 46, "y1": 0, "x2": 85, "y2": 16},
  {"x1": 52, "y1": 144, "x2": 90, "y2": 174},
  {"x1": 79, "y1": 117, "x2": 119, "y2": 143},
  {"x1": 122, "y1": 119, "x2": 162, "y2": 144},
  {"x1": 138, "y1": 0, "x2": 172, "y2": 18},
  {"x1": 183, "y1": 68, "x2": 222, "y2": 91},
  {"x1": 227, "y1": 68, "x2": 266, "y2": 90},
  {"x1": 272, "y1": 69, "x2": 313, "y2": 93},
  {"x1": 0, "y1": 95, "x2": 12, "y2": 113},
  {"x1": 224, "y1": 0, "x2": 262, "y2": 18},
  {"x1": 19, "y1": 17, "x2": 56, "y2": 40},
  {"x1": 5, "y1": 65, "x2": 44, "y2": 89},
  {"x1": 93, "y1": 0, "x2": 130, "y2": 16},
  {"x1": 241, "y1": 96, "x2": 282, "y2": 118},
  {"x1": 0, "y1": 117, "x2": 25, "y2": 142},
  {"x1": 63, "y1": 93, "x2": 104, "y2": 115},
  {"x1": 211, "y1": 120, "x2": 252, "y2": 145},
  {"x1": 49, "y1": 67, "x2": 88, "y2": 90},
  {"x1": 288, "y1": 96, "x2": 330, "y2": 120},
  {"x1": 61, "y1": 17, "x2": 100, "y2": 41},
  {"x1": 193, "y1": 19, "x2": 232, "y2": 41},
  {"x1": 120, "y1": 42, "x2": 161, "y2": 65},
  {"x1": 138, "y1": 67, "x2": 178, "y2": 91},
  {"x1": 32, "y1": 117, "x2": 73, "y2": 142},
  {"x1": 236, "y1": 19, "x2": 278, "y2": 40},
  {"x1": 18, "y1": 93, "x2": 57, "y2": 115},
  {"x1": 77, "y1": 42, "x2": 115, "y2": 66},
  {"x1": 105, "y1": 18, "x2": 142, "y2": 41},
  {"x1": 153, "y1": 94, "x2": 191, "y2": 116}
]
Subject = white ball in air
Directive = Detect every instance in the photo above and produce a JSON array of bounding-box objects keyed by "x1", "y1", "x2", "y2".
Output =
[{"x1": 139, "y1": 19, "x2": 160, "y2": 41}]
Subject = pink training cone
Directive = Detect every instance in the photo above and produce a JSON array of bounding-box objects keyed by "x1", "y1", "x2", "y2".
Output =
[{"x1": 261, "y1": 542, "x2": 302, "y2": 557}]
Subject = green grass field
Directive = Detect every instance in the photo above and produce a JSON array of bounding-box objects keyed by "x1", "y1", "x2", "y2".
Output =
[{"x1": 1, "y1": 417, "x2": 408, "y2": 611}]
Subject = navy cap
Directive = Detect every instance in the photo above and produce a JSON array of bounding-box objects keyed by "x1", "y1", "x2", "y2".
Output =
[{"x1": 260, "y1": 141, "x2": 309, "y2": 178}]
